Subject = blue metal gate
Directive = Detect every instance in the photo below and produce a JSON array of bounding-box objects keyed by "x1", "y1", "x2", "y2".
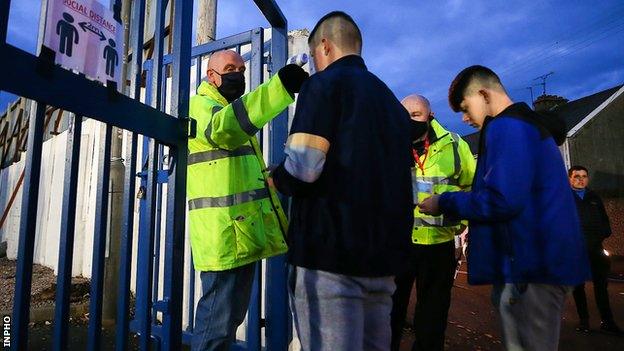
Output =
[{"x1": 2, "y1": 0, "x2": 291, "y2": 350}]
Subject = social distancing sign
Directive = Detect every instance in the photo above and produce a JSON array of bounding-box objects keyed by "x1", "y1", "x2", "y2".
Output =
[{"x1": 44, "y1": 0, "x2": 124, "y2": 86}]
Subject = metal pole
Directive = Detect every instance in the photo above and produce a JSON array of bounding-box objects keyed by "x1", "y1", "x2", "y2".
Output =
[
  {"x1": 119, "y1": 0, "x2": 133, "y2": 93},
  {"x1": 526, "y1": 87, "x2": 534, "y2": 107},
  {"x1": 36, "y1": 0, "x2": 48, "y2": 51},
  {"x1": 187, "y1": 1, "x2": 217, "y2": 332},
  {"x1": 102, "y1": 127, "x2": 124, "y2": 326},
  {"x1": 196, "y1": 0, "x2": 217, "y2": 45},
  {"x1": 103, "y1": 0, "x2": 126, "y2": 326}
]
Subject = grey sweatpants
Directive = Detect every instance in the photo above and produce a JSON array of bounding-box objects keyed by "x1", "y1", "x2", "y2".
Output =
[
  {"x1": 491, "y1": 283, "x2": 572, "y2": 351},
  {"x1": 288, "y1": 265, "x2": 396, "y2": 351}
]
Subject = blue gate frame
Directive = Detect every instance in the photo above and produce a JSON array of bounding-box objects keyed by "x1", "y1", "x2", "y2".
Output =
[
  {"x1": 2, "y1": 0, "x2": 291, "y2": 350},
  {"x1": 2, "y1": 0, "x2": 192, "y2": 349}
]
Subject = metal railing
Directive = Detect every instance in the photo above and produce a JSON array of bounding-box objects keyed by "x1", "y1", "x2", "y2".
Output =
[
  {"x1": 2, "y1": 0, "x2": 291, "y2": 350},
  {"x1": 2, "y1": 0, "x2": 191, "y2": 349}
]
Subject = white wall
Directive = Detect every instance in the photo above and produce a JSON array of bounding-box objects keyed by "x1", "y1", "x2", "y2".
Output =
[
  {"x1": 0, "y1": 159, "x2": 24, "y2": 246},
  {"x1": 1, "y1": 119, "x2": 103, "y2": 278}
]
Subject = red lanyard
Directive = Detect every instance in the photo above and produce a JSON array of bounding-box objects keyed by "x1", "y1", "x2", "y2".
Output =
[{"x1": 412, "y1": 136, "x2": 429, "y2": 176}]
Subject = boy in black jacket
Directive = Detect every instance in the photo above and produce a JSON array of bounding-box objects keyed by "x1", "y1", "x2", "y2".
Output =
[{"x1": 272, "y1": 11, "x2": 424, "y2": 350}]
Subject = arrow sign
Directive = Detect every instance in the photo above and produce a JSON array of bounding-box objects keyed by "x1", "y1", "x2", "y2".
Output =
[
  {"x1": 79, "y1": 21, "x2": 106, "y2": 41},
  {"x1": 44, "y1": 0, "x2": 124, "y2": 87}
]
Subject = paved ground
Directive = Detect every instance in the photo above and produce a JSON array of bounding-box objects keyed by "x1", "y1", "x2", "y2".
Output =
[
  {"x1": 398, "y1": 256, "x2": 624, "y2": 350},
  {"x1": 5, "y1": 257, "x2": 624, "y2": 350},
  {"x1": 26, "y1": 320, "x2": 138, "y2": 350},
  {"x1": 0, "y1": 258, "x2": 90, "y2": 313}
]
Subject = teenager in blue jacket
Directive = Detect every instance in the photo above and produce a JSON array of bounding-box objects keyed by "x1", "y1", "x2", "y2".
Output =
[{"x1": 419, "y1": 65, "x2": 590, "y2": 351}]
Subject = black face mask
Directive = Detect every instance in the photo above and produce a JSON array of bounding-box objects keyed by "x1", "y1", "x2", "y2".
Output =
[
  {"x1": 215, "y1": 71, "x2": 245, "y2": 102},
  {"x1": 410, "y1": 119, "x2": 428, "y2": 142}
]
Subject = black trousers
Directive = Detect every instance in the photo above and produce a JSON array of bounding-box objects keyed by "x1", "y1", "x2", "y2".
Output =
[
  {"x1": 391, "y1": 240, "x2": 456, "y2": 351},
  {"x1": 573, "y1": 248, "x2": 613, "y2": 322}
]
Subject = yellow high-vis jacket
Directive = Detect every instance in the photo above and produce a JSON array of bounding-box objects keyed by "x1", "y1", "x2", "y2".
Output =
[
  {"x1": 412, "y1": 119, "x2": 475, "y2": 245},
  {"x1": 187, "y1": 76, "x2": 292, "y2": 271}
]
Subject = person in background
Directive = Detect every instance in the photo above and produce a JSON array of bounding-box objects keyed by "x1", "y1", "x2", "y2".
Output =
[{"x1": 569, "y1": 165, "x2": 622, "y2": 335}]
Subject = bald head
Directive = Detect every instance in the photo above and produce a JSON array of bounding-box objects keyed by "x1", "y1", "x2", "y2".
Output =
[
  {"x1": 401, "y1": 95, "x2": 433, "y2": 122},
  {"x1": 207, "y1": 50, "x2": 246, "y2": 87}
]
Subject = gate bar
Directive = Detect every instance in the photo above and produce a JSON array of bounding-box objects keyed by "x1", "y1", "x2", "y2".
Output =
[
  {"x1": 131, "y1": 58, "x2": 153, "y2": 347},
  {"x1": 0, "y1": 0, "x2": 10, "y2": 43},
  {"x1": 136, "y1": 0, "x2": 167, "y2": 347},
  {"x1": 136, "y1": 139, "x2": 160, "y2": 350},
  {"x1": 253, "y1": 0, "x2": 287, "y2": 28},
  {"x1": 160, "y1": 0, "x2": 192, "y2": 347},
  {"x1": 152, "y1": 150, "x2": 164, "y2": 325},
  {"x1": 87, "y1": 124, "x2": 113, "y2": 351},
  {"x1": 116, "y1": 0, "x2": 146, "y2": 347},
  {"x1": 159, "y1": 29, "x2": 257, "y2": 66},
  {"x1": 52, "y1": 114, "x2": 84, "y2": 351},
  {"x1": 150, "y1": 0, "x2": 167, "y2": 113},
  {"x1": 265, "y1": 23, "x2": 291, "y2": 351},
  {"x1": 245, "y1": 27, "x2": 265, "y2": 351},
  {"x1": 191, "y1": 31, "x2": 253, "y2": 60},
  {"x1": 0, "y1": 45, "x2": 186, "y2": 146},
  {"x1": 11, "y1": 102, "x2": 47, "y2": 351}
]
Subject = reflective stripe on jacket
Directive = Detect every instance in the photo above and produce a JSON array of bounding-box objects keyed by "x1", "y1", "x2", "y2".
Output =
[
  {"x1": 187, "y1": 75, "x2": 293, "y2": 271},
  {"x1": 412, "y1": 119, "x2": 475, "y2": 244}
]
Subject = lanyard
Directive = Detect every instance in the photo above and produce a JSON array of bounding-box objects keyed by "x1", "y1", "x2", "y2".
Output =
[{"x1": 412, "y1": 136, "x2": 429, "y2": 176}]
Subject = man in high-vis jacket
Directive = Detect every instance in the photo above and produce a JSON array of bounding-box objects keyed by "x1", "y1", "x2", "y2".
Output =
[
  {"x1": 391, "y1": 95, "x2": 475, "y2": 351},
  {"x1": 188, "y1": 49, "x2": 307, "y2": 351}
]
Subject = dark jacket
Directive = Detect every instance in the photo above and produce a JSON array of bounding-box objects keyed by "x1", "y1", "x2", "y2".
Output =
[
  {"x1": 439, "y1": 103, "x2": 591, "y2": 285},
  {"x1": 573, "y1": 189, "x2": 612, "y2": 251},
  {"x1": 272, "y1": 55, "x2": 413, "y2": 277}
]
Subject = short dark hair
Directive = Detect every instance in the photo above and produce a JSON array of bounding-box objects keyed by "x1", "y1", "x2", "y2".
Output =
[
  {"x1": 308, "y1": 11, "x2": 362, "y2": 54},
  {"x1": 568, "y1": 165, "x2": 588, "y2": 177},
  {"x1": 448, "y1": 65, "x2": 504, "y2": 112}
]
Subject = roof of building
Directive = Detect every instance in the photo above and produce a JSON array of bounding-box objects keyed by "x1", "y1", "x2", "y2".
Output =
[
  {"x1": 461, "y1": 84, "x2": 623, "y2": 155},
  {"x1": 463, "y1": 130, "x2": 480, "y2": 155},
  {"x1": 553, "y1": 85, "x2": 622, "y2": 132}
]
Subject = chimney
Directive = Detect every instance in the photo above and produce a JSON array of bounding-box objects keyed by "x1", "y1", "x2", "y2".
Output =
[{"x1": 533, "y1": 94, "x2": 568, "y2": 112}]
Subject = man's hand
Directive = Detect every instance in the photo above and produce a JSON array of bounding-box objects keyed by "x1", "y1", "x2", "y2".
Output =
[
  {"x1": 278, "y1": 64, "x2": 309, "y2": 95},
  {"x1": 418, "y1": 195, "x2": 441, "y2": 216}
]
